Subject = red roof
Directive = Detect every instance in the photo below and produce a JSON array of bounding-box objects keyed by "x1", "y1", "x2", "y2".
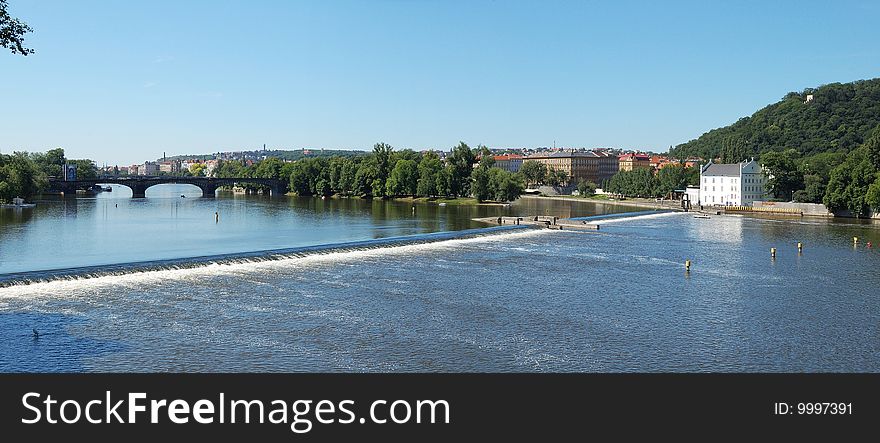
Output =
[{"x1": 494, "y1": 154, "x2": 523, "y2": 161}]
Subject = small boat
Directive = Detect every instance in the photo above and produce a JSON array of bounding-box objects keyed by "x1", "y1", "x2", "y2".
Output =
[
  {"x1": 438, "y1": 202, "x2": 447, "y2": 206},
  {"x1": 180, "y1": 194, "x2": 186, "y2": 198},
  {"x1": 693, "y1": 214, "x2": 711, "y2": 219},
  {"x1": 103, "y1": 186, "x2": 112, "y2": 192}
]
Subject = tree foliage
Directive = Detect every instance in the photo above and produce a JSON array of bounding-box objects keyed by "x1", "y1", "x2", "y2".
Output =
[
  {"x1": 760, "y1": 149, "x2": 803, "y2": 200},
  {"x1": 0, "y1": 152, "x2": 47, "y2": 202},
  {"x1": 1, "y1": 0, "x2": 34, "y2": 56},
  {"x1": 822, "y1": 127, "x2": 880, "y2": 216},
  {"x1": 672, "y1": 79, "x2": 880, "y2": 160}
]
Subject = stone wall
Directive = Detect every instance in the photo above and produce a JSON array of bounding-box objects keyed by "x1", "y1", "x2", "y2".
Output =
[{"x1": 752, "y1": 201, "x2": 834, "y2": 217}]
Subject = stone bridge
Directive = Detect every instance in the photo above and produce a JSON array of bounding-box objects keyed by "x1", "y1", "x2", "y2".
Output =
[{"x1": 49, "y1": 176, "x2": 288, "y2": 198}]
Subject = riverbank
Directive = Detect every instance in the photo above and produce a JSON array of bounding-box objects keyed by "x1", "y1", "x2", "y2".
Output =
[{"x1": 521, "y1": 195, "x2": 684, "y2": 211}]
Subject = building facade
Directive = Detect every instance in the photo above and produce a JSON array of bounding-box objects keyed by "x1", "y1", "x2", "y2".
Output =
[
  {"x1": 525, "y1": 150, "x2": 618, "y2": 184},
  {"x1": 699, "y1": 159, "x2": 768, "y2": 206},
  {"x1": 493, "y1": 154, "x2": 523, "y2": 173},
  {"x1": 618, "y1": 153, "x2": 651, "y2": 172},
  {"x1": 140, "y1": 161, "x2": 160, "y2": 176}
]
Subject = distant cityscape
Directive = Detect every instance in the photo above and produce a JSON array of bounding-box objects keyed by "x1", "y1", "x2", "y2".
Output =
[{"x1": 95, "y1": 145, "x2": 702, "y2": 187}]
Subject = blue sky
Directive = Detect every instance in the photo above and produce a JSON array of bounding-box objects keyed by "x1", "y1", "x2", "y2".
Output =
[{"x1": 1, "y1": 0, "x2": 878, "y2": 165}]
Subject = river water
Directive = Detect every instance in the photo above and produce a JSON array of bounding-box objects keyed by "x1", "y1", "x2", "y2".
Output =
[{"x1": 1, "y1": 185, "x2": 878, "y2": 372}]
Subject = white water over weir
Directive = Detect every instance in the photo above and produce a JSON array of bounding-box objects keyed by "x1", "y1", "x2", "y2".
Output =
[{"x1": 0, "y1": 225, "x2": 540, "y2": 289}]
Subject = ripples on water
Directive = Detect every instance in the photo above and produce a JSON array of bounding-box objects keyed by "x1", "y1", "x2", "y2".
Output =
[{"x1": 1, "y1": 211, "x2": 879, "y2": 372}]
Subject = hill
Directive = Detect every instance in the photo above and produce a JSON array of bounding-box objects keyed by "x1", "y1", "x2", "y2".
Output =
[{"x1": 670, "y1": 78, "x2": 880, "y2": 159}]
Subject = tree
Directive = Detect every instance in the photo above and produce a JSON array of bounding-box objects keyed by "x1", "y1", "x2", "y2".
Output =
[
  {"x1": 488, "y1": 168, "x2": 525, "y2": 202},
  {"x1": 386, "y1": 159, "x2": 418, "y2": 197},
  {"x1": 470, "y1": 165, "x2": 492, "y2": 202},
  {"x1": 546, "y1": 168, "x2": 569, "y2": 187},
  {"x1": 719, "y1": 136, "x2": 748, "y2": 163},
  {"x1": 189, "y1": 163, "x2": 207, "y2": 177},
  {"x1": 372, "y1": 142, "x2": 394, "y2": 198},
  {"x1": 354, "y1": 157, "x2": 378, "y2": 197},
  {"x1": 416, "y1": 151, "x2": 443, "y2": 197},
  {"x1": 445, "y1": 142, "x2": 475, "y2": 197},
  {"x1": 69, "y1": 159, "x2": 98, "y2": 180},
  {"x1": 866, "y1": 177, "x2": 880, "y2": 211},
  {"x1": 1, "y1": 0, "x2": 34, "y2": 56},
  {"x1": 656, "y1": 164, "x2": 698, "y2": 197},
  {"x1": 671, "y1": 79, "x2": 880, "y2": 161},
  {"x1": 520, "y1": 161, "x2": 547, "y2": 187},
  {"x1": 793, "y1": 174, "x2": 825, "y2": 203},
  {"x1": 31, "y1": 148, "x2": 65, "y2": 178},
  {"x1": 577, "y1": 179, "x2": 597, "y2": 197},
  {"x1": 0, "y1": 152, "x2": 47, "y2": 202},
  {"x1": 761, "y1": 149, "x2": 803, "y2": 200},
  {"x1": 254, "y1": 157, "x2": 284, "y2": 179},
  {"x1": 823, "y1": 146, "x2": 877, "y2": 217}
]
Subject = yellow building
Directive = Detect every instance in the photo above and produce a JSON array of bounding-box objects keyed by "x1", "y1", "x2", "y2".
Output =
[
  {"x1": 524, "y1": 150, "x2": 618, "y2": 184},
  {"x1": 618, "y1": 153, "x2": 651, "y2": 172}
]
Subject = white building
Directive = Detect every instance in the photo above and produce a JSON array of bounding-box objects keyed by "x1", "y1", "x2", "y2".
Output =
[{"x1": 699, "y1": 159, "x2": 768, "y2": 206}]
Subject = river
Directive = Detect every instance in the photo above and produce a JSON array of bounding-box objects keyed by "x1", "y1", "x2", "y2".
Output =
[{"x1": 1, "y1": 184, "x2": 878, "y2": 372}]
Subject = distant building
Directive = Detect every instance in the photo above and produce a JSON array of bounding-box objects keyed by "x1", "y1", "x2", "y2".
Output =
[
  {"x1": 140, "y1": 161, "x2": 160, "y2": 176},
  {"x1": 618, "y1": 153, "x2": 651, "y2": 172},
  {"x1": 159, "y1": 160, "x2": 181, "y2": 174},
  {"x1": 525, "y1": 150, "x2": 618, "y2": 184},
  {"x1": 204, "y1": 159, "x2": 220, "y2": 177},
  {"x1": 128, "y1": 165, "x2": 140, "y2": 175},
  {"x1": 493, "y1": 154, "x2": 523, "y2": 173},
  {"x1": 699, "y1": 159, "x2": 768, "y2": 206},
  {"x1": 805, "y1": 94, "x2": 814, "y2": 104}
]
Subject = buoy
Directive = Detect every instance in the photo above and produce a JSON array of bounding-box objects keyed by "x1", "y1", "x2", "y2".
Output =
[
  {"x1": 32, "y1": 328, "x2": 39, "y2": 338},
  {"x1": 685, "y1": 260, "x2": 691, "y2": 272},
  {"x1": 853, "y1": 237, "x2": 859, "y2": 246},
  {"x1": 771, "y1": 247, "x2": 776, "y2": 258},
  {"x1": 868, "y1": 242, "x2": 873, "y2": 248},
  {"x1": 797, "y1": 242, "x2": 803, "y2": 253},
  {"x1": 215, "y1": 211, "x2": 219, "y2": 223}
]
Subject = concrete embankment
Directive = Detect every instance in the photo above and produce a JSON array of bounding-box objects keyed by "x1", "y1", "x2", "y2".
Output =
[{"x1": 473, "y1": 216, "x2": 600, "y2": 230}]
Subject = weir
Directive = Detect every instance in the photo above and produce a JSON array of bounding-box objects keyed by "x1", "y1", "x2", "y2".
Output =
[
  {"x1": 0, "y1": 225, "x2": 533, "y2": 288},
  {"x1": 473, "y1": 209, "x2": 679, "y2": 231}
]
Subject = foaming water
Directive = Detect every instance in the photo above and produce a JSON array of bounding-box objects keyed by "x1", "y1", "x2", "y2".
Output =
[
  {"x1": 593, "y1": 211, "x2": 684, "y2": 225},
  {"x1": 0, "y1": 227, "x2": 549, "y2": 297}
]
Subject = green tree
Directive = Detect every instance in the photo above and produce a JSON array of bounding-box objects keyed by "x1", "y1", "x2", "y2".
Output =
[
  {"x1": 520, "y1": 160, "x2": 547, "y2": 186},
  {"x1": 69, "y1": 159, "x2": 98, "y2": 180},
  {"x1": 866, "y1": 178, "x2": 880, "y2": 211},
  {"x1": 577, "y1": 179, "x2": 597, "y2": 197},
  {"x1": 546, "y1": 168, "x2": 569, "y2": 187},
  {"x1": 488, "y1": 168, "x2": 525, "y2": 202},
  {"x1": 656, "y1": 164, "x2": 698, "y2": 196},
  {"x1": 1, "y1": 0, "x2": 34, "y2": 55},
  {"x1": 254, "y1": 157, "x2": 284, "y2": 179},
  {"x1": 189, "y1": 163, "x2": 207, "y2": 177},
  {"x1": 793, "y1": 174, "x2": 825, "y2": 203},
  {"x1": 0, "y1": 152, "x2": 47, "y2": 202},
  {"x1": 354, "y1": 157, "x2": 378, "y2": 197},
  {"x1": 447, "y1": 142, "x2": 475, "y2": 197},
  {"x1": 416, "y1": 151, "x2": 443, "y2": 197},
  {"x1": 386, "y1": 159, "x2": 418, "y2": 197},
  {"x1": 823, "y1": 146, "x2": 877, "y2": 217},
  {"x1": 372, "y1": 142, "x2": 394, "y2": 198},
  {"x1": 760, "y1": 149, "x2": 803, "y2": 200},
  {"x1": 470, "y1": 165, "x2": 492, "y2": 201}
]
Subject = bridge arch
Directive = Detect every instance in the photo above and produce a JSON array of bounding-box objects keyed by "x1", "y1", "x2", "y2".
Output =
[{"x1": 48, "y1": 176, "x2": 287, "y2": 199}]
